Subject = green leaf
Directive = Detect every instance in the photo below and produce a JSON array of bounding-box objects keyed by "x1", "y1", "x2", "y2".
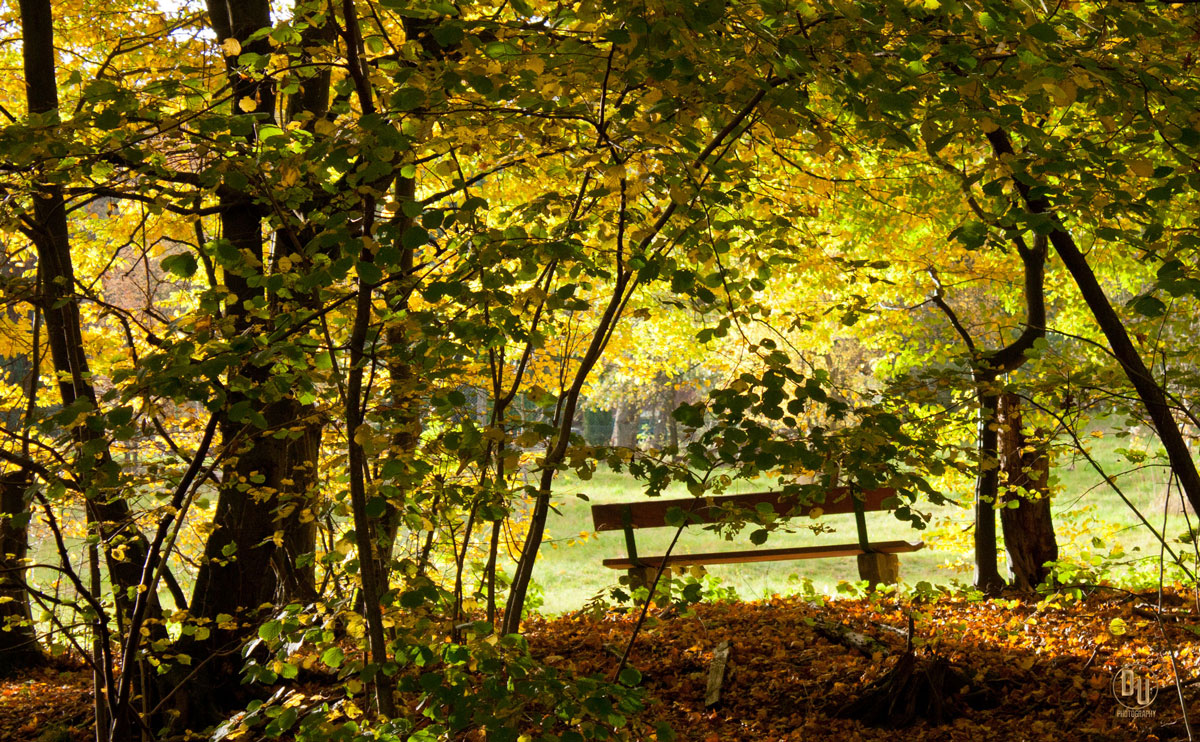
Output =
[
  {"x1": 357, "y1": 260, "x2": 383, "y2": 285},
  {"x1": 321, "y1": 646, "x2": 345, "y2": 668},
  {"x1": 665, "y1": 506, "x2": 689, "y2": 528},
  {"x1": 1027, "y1": 22, "x2": 1058, "y2": 43},
  {"x1": 391, "y1": 87, "x2": 424, "y2": 111},
  {"x1": 365, "y1": 496, "x2": 387, "y2": 519},
  {"x1": 161, "y1": 252, "x2": 198, "y2": 278},
  {"x1": 951, "y1": 221, "x2": 989, "y2": 250},
  {"x1": 484, "y1": 41, "x2": 520, "y2": 60},
  {"x1": 1128, "y1": 294, "x2": 1166, "y2": 318},
  {"x1": 402, "y1": 226, "x2": 430, "y2": 250},
  {"x1": 672, "y1": 402, "x2": 705, "y2": 428},
  {"x1": 258, "y1": 620, "x2": 282, "y2": 641},
  {"x1": 618, "y1": 666, "x2": 642, "y2": 686}
]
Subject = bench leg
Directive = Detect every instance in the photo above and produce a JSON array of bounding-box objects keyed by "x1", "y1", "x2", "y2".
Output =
[
  {"x1": 857, "y1": 553, "x2": 899, "y2": 589},
  {"x1": 626, "y1": 566, "x2": 672, "y2": 600}
]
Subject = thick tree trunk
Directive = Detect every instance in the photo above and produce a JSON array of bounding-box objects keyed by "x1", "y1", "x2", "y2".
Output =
[
  {"x1": 173, "y1": 0, "x2": 332, "y2": 724},
  {"x1": 274, "y1": 418, "x2": 322, "y2": 605},
  {"x1": 0, "y1": 473, "x2": 42, "y2": 673},
  {"x1": 998, "y1": 394, "x2": 1057, "y2": 591},
  {"x1": 271, "y1": 3, "x2": 338, "y2": 607}
]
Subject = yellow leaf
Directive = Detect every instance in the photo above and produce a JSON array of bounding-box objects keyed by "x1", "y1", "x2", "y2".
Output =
[
  {"x1": 1129, "y1": 158, "x2": 1154, "y2": 178},
  {"x1": 1042, "y1": 81, "x2": 1076, "y2": 106},
  {"x1": 1109, "y1": 617, "x2": 1128, "y2": 636},
  {"x1": 602, "y1": 164, "x2": 626, "y2": 189},
  {"x1": 238, "y1": 97, "x2": 258, "y2": 113},
  {"x1": 222, "y1": 37, "x2": 241, "y2": 58},
  {"x1": 279, "y1": 166, "x2": 299, "y2": 188}
]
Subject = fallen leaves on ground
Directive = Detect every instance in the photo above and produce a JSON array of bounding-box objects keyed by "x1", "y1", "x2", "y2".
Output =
[
  {"x1": 0, "y1": 663, "x2": 92, "y2": 742},
  {"x1": 7, "y1": 590, "x2": 1200, "y2": 741},
  {"x1": 527, "y1": 589, "x2": 1200, "y2": 741}
]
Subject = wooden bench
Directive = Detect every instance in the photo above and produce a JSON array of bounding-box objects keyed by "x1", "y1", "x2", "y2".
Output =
[{"x1": 590, "y1": 487, "x2": 924, "y2": 591}]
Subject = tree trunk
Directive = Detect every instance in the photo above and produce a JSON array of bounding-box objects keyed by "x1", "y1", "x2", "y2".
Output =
[
  {"x1": 611, "y1": 402, "x2": 639, "y2": 449},
  {"x1": 972, "y1": 387, "x2": 1006, "y2": 593},
  {"x1": 272, "y1": 419, "x2": 323, "y2": 606},
  {"x1": 19, "y1": 0, "x2": 159, "y2": 627},
  {"x1": 377, "y1": 172, "x2": 421, "y2": 577},
  {"x1": 997, "y1": 394, "x2": 1057, "y2": 591},
  {"x1": 19, "y1": 5, "x2": 162, "y2": 737},
  {"x1": 501, "y1": 86, "x2": 770, "y2": 633},
  {"x1": 270, "y1": 1, "x2": 339, "y2": 607},
  {"x1": 173, "y1": 0, "x2": 315, "y2": 724},
  {"x1": 0, "y1": 473, "x2": 42, "y2": 673},
  {"x1": 988, "y1": 127, "x2": 1200, "y2": 520},
  {"x1": 667, "y1": 386, "x2": 680, "y2": 450},
  {"x1": 930, "y1": 222, "x2": 1048, "y2": 595}
]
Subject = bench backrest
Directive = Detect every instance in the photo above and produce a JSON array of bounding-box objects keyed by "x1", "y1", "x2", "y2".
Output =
[{"x1": 590, "y1": 487, "x2": 897, "y2": 532}]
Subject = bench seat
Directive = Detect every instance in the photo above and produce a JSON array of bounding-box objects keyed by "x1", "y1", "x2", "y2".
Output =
[
  {"x1": 591, "y1": 486, "x2": 926, "y2": 589},
  {"x1": 601, "y1": 539, "x2": 925, "y2": 570}
]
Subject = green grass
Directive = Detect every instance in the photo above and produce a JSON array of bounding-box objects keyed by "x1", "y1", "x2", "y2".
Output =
[
  {"x1": 23, "y1": 431, "x2": 1193, "y2": 624},
  {"x1": 529, "y1": 431, "x2": 1196, "y2": 614}
]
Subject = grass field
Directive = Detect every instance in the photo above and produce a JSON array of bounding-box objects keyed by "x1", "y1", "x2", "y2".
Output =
[
  {"x1": 528, "y1": 431, "x2": 1196, "y2": 614},
  {"x1": 23, "y1": 431, "x2": 1196, "y2": 625}
]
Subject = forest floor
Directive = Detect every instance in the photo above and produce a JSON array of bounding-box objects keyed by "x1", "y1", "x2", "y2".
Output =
[
  {"x1": 528, "y1": 587, "x2": 1200, "y2": 741},
  {"x1": 6, "y1": 587, "x2": 1200, "y2": 741}
]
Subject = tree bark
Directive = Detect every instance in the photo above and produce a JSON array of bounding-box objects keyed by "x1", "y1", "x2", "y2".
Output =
[
  {"x1": 0, "y1": 473, "x2": 42, "y2": 673},
  {"x1": 338, "y1": 0, "x2": 396, "y2": 716},
  {"x1": 997, "y1": 393, "x2": 1057, "y2": 591},
  {"x1": 19, "y1": 0, "x2": 158, "y2": 626},
  {"x1": 611, "y1": 402, "x2": 639, "y2": 449},
  {"x1": 931, "y1": 231, "x2": 1048, "y2": 594},
  {"x1": 972, "y1": 387, "x2": 1006, "y2": 593},
  {"x1": 173, "y1": 0, "x2": 331, "y2": 723},
  {"x1": 19, "y1": 4, "x2": 162, "y2": 736},
  {"x1": 667, "y1": 386, "x2": 680, "y2": 450},
  {"x1": 376, "y1": 172, "x2": 420, "y2": 577}
]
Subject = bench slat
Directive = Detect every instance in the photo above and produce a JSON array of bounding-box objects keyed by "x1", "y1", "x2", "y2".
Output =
[
  {"x1": 590, "y1": 487, "x2": 897, "y2": 532},
  {"x1": 601, "y1": 539, "x2": 924, "y2": 570}
]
